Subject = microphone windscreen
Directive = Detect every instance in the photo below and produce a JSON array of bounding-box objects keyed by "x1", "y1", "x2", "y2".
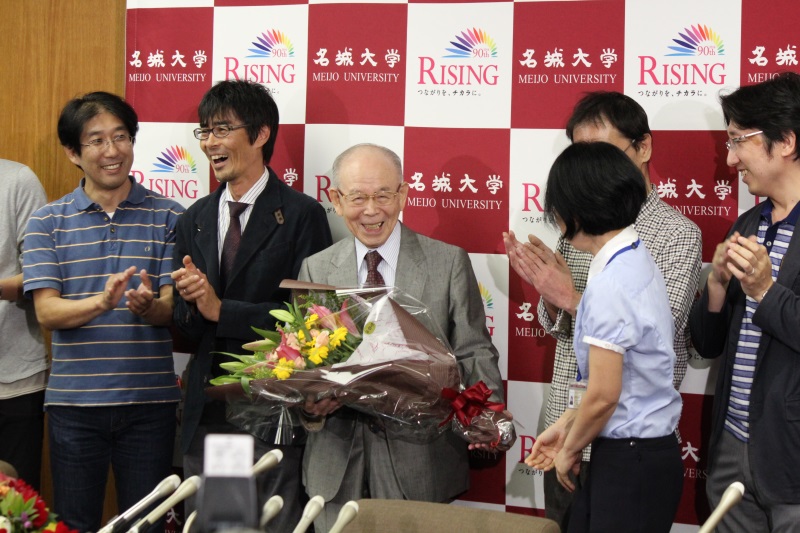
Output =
[
  {"x1": 291, "y1": 495, "x2": 325, "y2": 533},
  {"x1": 251, "y1": 448, "x2": 284, "y2": 476},
  {"x1": 260, "y1": 495, "x2": 284, "y2": 527},
  {"x1": 154, "y1": 474, "x2": 181, "y2": 497},
  {"x1": 698, "y1": 481, "x2": 745, "y2": 533},
  {"x1": 98, "y1": 474, "x2": 182, "y2": 533},
  {"x1": 328, "y1": 500, "x2": 359, "y2": 533},
  {"x1": 137, "y1": 475, "x2": 202, "y2": 531}
]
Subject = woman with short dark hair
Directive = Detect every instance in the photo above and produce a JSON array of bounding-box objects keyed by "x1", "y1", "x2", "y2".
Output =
[{"x1": 526, "y1": 142, "x2": 683, "y2": 532}]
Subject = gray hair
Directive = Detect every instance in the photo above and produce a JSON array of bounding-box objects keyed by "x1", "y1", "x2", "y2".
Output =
[{"x1": 331, "y1": 143, "x2": 403, "y2": 188}]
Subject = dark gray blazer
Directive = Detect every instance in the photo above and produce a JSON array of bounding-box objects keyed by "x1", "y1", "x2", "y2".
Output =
[
  {"x1": 298, "y1": 223, "x2": 503, "y2": 503},
  {"x1": 173, "y1": 170, "x2": 332, "y2": 452},
  {"x1": 690, "y1": 202, "x2": 800, "y2": 503}
]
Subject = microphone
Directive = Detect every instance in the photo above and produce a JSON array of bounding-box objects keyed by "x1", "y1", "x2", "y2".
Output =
[
  {"x1": 98, "y1": 474, "x2": 180, "y2": 533},
  {"x1": 328, "y1": 501, "x2": 359, "y2": 533},
  {"x1": 291, "y1": 495, "x2": 325, "y2": 533},
  {"x1": 182, "y1": 511, "x2": 197, "y2": 533},
  {"x1": 259, "y1": 495, "x2": 284, "y2": 528},
  {"x1": 251, "y1": 449, "x2": 284, "y2": 476},
  {"x1": 698, "y1": 481, "x2": 745, "y2": 533},
  {"x1": 128, "y1": 475, "x2": 202, "y2": 533}
]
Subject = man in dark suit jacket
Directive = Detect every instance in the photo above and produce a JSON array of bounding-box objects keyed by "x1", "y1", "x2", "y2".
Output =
[
  {"x1": 171, "y1": 80, "x2": 332, "y2": 532},
  {"x1": 690, "y1": 73, "x2": 800, "y2": 531},
  {"x1": 298, "y1": 143, "x2": 504, "y2": 532}
]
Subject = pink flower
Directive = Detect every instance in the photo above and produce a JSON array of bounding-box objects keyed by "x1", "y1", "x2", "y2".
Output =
[
  {"x1": 315, "y1": 330, "x2": 330, "y2": 348},
  {"x1": 311, "y1": 304, "x2": 339, "y2": 330},
  {"x1": 276, "y1": 332, "x2": 303, "y2": 363},
  {"x1": 339, "y1": 299, "x2": 361, "y2": 337},
  {"x1": 284, "y1": 332, "x2": 301, "y2": 351}
]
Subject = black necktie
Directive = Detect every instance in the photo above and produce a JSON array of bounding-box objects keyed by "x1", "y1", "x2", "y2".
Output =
[
  {"x1": 221, "y1": 201, "x2": 248, "y2": 285},
  {"x1": 365, "y1": 250, "x2": 386, "y2": 287}
]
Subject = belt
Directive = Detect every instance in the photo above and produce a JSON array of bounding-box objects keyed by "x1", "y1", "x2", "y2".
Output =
[{"x1": 594, "y1": 433, "x2": 679, "y2": 450}]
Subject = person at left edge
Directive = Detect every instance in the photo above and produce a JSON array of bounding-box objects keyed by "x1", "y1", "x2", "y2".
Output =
[
  {"x1": 171, "y1": 79, "x2": 332, "y2": 533},
  {"x1": 0, "y1": 159, "x2": 47, "y2": 492},
  {"x1": 22, "y1": 92, "x2": 184, "y2": 533}
]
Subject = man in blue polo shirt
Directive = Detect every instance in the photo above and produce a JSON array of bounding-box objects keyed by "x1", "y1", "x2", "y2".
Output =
[{"x1": 23, "y1": 92, "x2": 184, "y2": 533}]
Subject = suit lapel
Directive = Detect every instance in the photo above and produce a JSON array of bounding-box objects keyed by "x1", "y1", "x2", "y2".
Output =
[
  {"x1": 328, "y1": 239, "x2": 359, "y2": 287},
  {"x1": 194, "y1": 188, "x2": 223, "y2": 289},
  {"x1": 777, "y1": 218, "x2": 800, "y2": 286},
  {"x1": 395, "y1": 225, "x2": 427, "y2": 301},
  {"x1": 228, "y1": 172, "x2": 283, "y2": 287}
]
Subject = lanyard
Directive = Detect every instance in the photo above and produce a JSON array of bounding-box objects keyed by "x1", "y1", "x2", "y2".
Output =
[
  {"x1": 575, "y1": 239, "x2": 641, "y2": 383},
  {"x1": 607, "y1": 239, "x2": 640, "y2": 265}
]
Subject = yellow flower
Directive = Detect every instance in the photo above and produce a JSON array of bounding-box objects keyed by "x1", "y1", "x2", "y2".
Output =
[
  {"x1": 308, "y1": 345, "x2": 329, "y2": 365},
  {"x1": 305, "y1": 313, "x2": 319, "y2": 330},
  {"x1": 329, "y1": 327, "x2": 347, "y2": 349},
  {"x1": 297, "y1": 330, "x2": 305, "y2": 342},
  {"x1": 273, "y1": 357, "x2": 295, "y2": 380}
]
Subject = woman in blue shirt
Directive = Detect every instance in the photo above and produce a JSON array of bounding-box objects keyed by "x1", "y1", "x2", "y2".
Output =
[{"x1": 525, "y1": 142, "x2": 683, "y2": 532}]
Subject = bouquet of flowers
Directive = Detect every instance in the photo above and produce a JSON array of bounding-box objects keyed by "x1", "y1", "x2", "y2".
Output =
[
  {"x1": 0, "y1": 473, "x2": 76, "y2": 533},
  {"x1": 207, "y1": 281, "x2": 515, "y2": 451}
]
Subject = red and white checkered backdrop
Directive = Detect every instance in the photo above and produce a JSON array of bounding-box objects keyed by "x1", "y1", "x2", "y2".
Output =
[{"x1": 124, "y1": 0, "x2": 800, "y2": 529}]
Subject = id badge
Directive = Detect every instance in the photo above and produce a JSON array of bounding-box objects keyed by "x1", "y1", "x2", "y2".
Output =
[{"x1": 568, "y1": 381, "x2": 587, "y2": 409}]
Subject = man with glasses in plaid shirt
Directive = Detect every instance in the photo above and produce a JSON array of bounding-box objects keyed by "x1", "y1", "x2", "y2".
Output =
[{"x1": 503, "y1": 91, "x2": 702, "y2": 530}]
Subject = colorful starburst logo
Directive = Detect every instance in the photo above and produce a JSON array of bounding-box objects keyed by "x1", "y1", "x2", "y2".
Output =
[
  {"x1": 247, "y1": 29, "x2": 295, "y2": 59},
  {"x1": 478, "y1": 282, "x2": 493, "y2": 310},
  {"x1": 443, "y1": 28, "x2": 498, "y2": 59},
  {"x1": 152, "y1": 146, "x2": 197, "y2": 174},
  {"x1": 666, "y1": 24, "x2": 725, "y2": 57}
]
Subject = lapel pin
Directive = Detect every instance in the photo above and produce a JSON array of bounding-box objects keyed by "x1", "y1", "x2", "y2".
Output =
[{"x1": 274, "y1": 209, "x2": 285, "y2": 225}]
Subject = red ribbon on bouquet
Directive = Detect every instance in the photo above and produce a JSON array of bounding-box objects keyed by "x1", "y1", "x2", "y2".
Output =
[{"x1": 440, "y1": 380, "x2": 505, "y2": 428}]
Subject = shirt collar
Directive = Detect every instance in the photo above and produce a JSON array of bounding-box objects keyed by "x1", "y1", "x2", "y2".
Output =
[
  {"x1": 74, "y1": 176, "x2": 143, "y2": 211},
  {"x1": 760, "y1": 197, "x2": 800, "y2": 227},
  {"x1": 355, "y1": 221, "x2": 402, "y2": 274},
  {"x1": 587, "y1": 225, "x2": 640, "y2": 283},
  {"x1": 220, "y1": 166, "x2": 269, "y2": 206}
]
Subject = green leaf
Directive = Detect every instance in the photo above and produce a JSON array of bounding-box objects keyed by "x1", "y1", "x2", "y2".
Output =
[
  {"x1": 209, "y1": 375, "x2": 242, "y2": 386},
  {"x1": 270, "y1": 309, "x2": 296, "y2": 323},
  {"x1": 218, "y1": 352, "x2": 262, "y2": 364},
  {"x1": 219, "y1": 361, "x2": 248, "y2": 372},
  {"x1": 242, "y1": 339, "x2": 277, "y2": 352},
  {"x1": 251, "y1": 327, "x2": 281, "y2": 344}
]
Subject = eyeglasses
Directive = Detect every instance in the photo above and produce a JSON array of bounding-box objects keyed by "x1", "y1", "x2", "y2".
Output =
[
  {"x1": 335, "y1": 184, "x2": 404, "y2": 207},
  {"x1": 725, "y1": 131, "x2": 763, "y2": 151},
  {"x1": 193, "y1": 124, "x2": 248, "y2": 140},
  {"x1": 80, "y1": 133, "x2": 133, "y2": 150}
]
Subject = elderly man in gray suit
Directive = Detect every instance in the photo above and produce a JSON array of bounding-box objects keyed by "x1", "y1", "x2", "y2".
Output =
[{"x1": 298, "y1": 143, "x2": 504, "y2": 532}]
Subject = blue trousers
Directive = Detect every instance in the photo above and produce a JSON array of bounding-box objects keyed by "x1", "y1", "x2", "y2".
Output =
[{"x1": 48, "y1": 403, "x2": 177, "y2": 533}]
